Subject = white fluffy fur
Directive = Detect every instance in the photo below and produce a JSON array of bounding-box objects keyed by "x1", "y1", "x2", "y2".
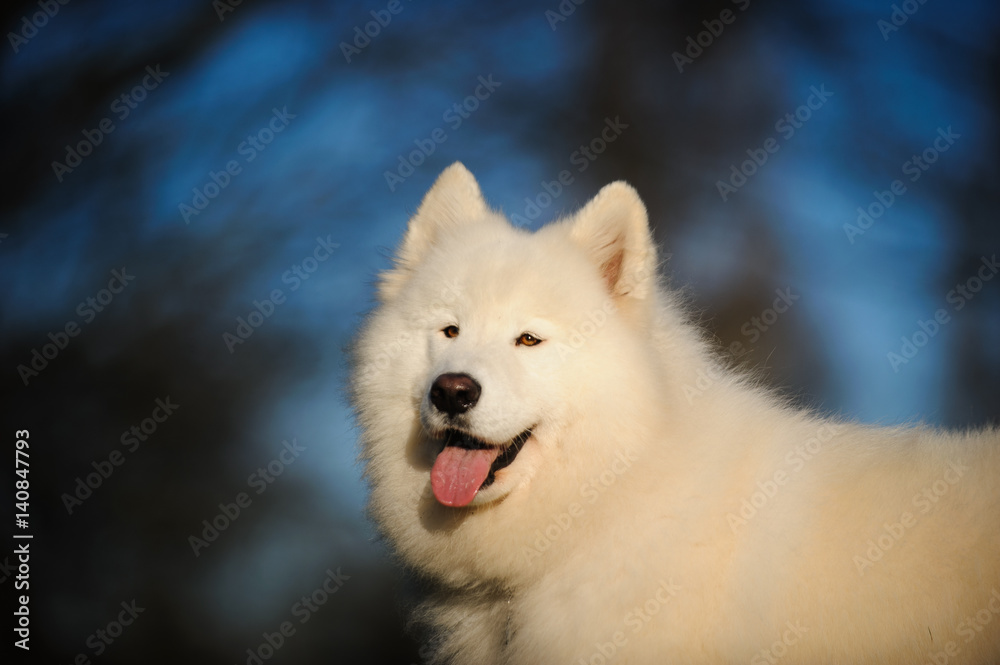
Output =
[{"x1": 352, "y1": 162, "x2": 1000, "y2": 664}]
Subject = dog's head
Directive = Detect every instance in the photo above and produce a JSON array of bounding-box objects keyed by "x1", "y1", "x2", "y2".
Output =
[{"x1": 353, "y1": 162, "x2": 664, "y2": 581}]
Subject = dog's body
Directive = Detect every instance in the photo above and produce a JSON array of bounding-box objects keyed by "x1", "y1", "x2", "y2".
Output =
[{"x1": 352, "y1": 163, "x2": 1000, "y2": 664}]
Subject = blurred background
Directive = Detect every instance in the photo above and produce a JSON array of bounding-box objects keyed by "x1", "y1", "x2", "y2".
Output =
[{"x1": 2, "y1": 0, "x2": 998, "y2": 662}]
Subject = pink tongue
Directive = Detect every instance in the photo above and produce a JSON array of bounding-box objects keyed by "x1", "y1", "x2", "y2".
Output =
[{"x1": 431, "y1": 446, "x2": 501, "y2": 507}]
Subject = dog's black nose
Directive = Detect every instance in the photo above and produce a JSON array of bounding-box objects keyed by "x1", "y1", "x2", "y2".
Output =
[{"x1": 430, "y1": 373, "x2": 481, "y2": 416}]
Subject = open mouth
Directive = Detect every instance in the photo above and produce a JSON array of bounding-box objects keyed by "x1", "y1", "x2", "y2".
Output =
[
  {"x1": 430, "y1": 428, "x2": 532, "y2": 507},
  {"x1": 445, "y1": 428, "x2": 531, "y2": 487}
]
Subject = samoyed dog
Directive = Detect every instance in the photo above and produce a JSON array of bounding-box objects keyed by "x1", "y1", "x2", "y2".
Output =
[{"x1": 351, "y1": 162, "x2": 999, "y2": 664}]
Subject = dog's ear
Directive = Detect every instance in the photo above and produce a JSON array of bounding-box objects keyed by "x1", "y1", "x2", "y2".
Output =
[
  {"x1": 380, "y1": 162, "x2": 487, "y2": 299},
  {"x1": 567, "y1": 182, "x2": 657, "y2": 300}
]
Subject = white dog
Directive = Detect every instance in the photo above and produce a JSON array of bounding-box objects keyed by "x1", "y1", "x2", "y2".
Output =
[{"x1": 351, "y1": 162, "x2": 1000, "y2": 664}]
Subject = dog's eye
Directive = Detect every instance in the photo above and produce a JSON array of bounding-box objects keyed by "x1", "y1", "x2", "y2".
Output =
[
  {"x1": 442, "y1": 325, "x2": 460, "y2": 339},
  {"x1": 516, "y1": 332, "x2": 543, "y2": 347}
]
